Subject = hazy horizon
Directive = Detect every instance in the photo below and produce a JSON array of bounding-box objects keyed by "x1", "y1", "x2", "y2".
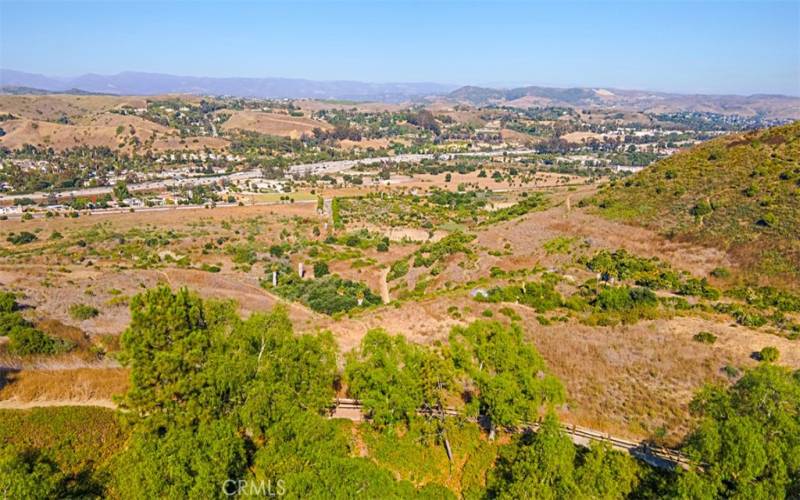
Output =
[
  {"x1": 5, "y1": 67, "x2": 800, "y2": 99},
  {"x1": 1, "y1": 1, "x2": 798, "y2": 97}
]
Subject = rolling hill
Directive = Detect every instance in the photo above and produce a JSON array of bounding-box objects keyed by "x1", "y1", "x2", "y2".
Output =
[
  {"x1": 447, "y1": 85, "x2": 800, "y2": 120},
  {"x1": 592, "y1": 121, "x2": 800, "y2": 287},
  {"x1": 4, "y1": 69, "x2": 799, "y2": 118}
]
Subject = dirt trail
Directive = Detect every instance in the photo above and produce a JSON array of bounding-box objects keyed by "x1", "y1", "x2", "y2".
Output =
[
  {"x1": 0, "y1": 399, "x2": 117, "y2": 410},
  {"x1": 379, "y1": 268, "x2": 390, "y2": 304}
]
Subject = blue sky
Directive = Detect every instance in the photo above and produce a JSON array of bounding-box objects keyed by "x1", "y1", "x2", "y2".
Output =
[{"x1": 1, "y1": 0, "x2": 798, "y2": 95}]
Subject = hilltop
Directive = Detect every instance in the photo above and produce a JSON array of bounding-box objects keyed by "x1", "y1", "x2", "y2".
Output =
[
  {"x1": 592, "y1": 121, "x2": 800, "y2": 287},
  {"x1": 446, "y1": 85, "x2": 800, "y2": 120}
]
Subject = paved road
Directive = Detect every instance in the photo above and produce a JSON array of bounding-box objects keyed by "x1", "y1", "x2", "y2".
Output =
[
  {"x1": 0, "y1": 199, "x2": 318, "y2": 220},
  {"x1": 0, "y1": 169, "x2": 264, "y2": 204},
  {"x1": 288, "y1": 149, "x2": 536, "y2": 176}
]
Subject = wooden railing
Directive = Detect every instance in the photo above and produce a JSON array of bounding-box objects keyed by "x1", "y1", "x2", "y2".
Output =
[{"x1": 331, "y1": 398, "x2": 691, "y2": 469}]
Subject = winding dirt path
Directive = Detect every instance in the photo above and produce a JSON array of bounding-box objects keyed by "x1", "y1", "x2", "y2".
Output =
[
  {"x1": 379, "y1": 268, "x2": 390, "y2": 304},
  {"x1": 0, "y1": 399, "x2": 117, "y2": 410}
]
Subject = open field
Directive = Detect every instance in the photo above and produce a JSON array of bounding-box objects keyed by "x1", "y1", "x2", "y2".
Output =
[{"x1": 221, "y1": 109, "x2": 332, "y2": 138}]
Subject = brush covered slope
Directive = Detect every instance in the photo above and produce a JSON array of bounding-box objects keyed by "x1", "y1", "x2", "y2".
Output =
[{"x1": 593, "y1": 121, "x2": 800, "y2": 286}]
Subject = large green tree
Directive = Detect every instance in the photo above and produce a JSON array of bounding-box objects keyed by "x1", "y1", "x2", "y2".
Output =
[
  {"x1": 118, "y1": 286, "x2": 231, "y2": 427},
  {"x1": 449, "y1": 320, "x2": 565, "y2": 434},
  {"x1": 675, "y1": 364, "x2": 800, "y2": 498},
  {"x1": 234, "y1": 308, "x2": 338, "y2": 438},
  {"x1": 110, "y1": 418, "x2": 246, "y2": 499},
  {"x1": 488, "y1": 414, "x2": 639, "y2": 499},
  {"x1": 345, "y1": 329, "x2": 427, "y2": 426},
  {"x1": 113, "y1": 286, "x2": 449, "y2": 498},
  {"x1": 0, "y1": 446, "x2": 62, "y2": 500}
]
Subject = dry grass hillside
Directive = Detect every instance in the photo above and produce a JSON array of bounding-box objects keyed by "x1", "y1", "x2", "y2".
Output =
[
  {"x1": 220, "y1": 109, "x2": 331, "y2": 138},
  {"x1": 0, "y1": 94, "x2": 229, "y2": 152},
  {"x1": 592, "y1": 121, "x2": 800, "y2": 288},
  {"x1": 0, "y1": 94, "x2": 147, "y2": 121},
  {"x1": 0, "y1": 115, "x2": 226, "y2": 152}
]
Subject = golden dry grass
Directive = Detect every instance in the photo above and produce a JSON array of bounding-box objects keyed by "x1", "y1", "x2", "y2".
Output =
[
  {"x1": 221, "y1": 109, "x2": 331, "y2": 138},
  {"x1": 0, "y1": 93, "x2": 229, "y2": 152},
  {"x1": 0, "y1": 94, "x2": 147, "y2": 121},
  {"x1": 0, "y1": 114, "x2": 227, "y2": 152},
  {"x1": 0, "y1": 367, "x2": 129, "y2": 403}
]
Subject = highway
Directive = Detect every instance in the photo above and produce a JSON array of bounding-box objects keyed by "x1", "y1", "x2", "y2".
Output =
[
  {"x1": 287, "y1": 149, "x2": 536, "y2": 176},
  {"x1": 0, "y1": 169, "x2": 263, "y2": 204}
]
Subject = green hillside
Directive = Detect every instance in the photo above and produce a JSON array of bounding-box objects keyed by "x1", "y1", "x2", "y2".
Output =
[{"x1": 592, "y1": 121, "x2": 800, "y2": 286}]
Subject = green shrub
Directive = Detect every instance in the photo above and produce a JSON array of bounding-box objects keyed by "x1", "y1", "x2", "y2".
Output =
[
  {"x1": 498, "y1": 307, "x2": 521, "y2": 321},
  {"x1": 677, "y1": 278, "x2": 720, "y2": 300},
  {"x1": 6, "y1": 231, "x2": 37, "y2": 245},
  {"x1": 722, "y1": 364, "x2": 740, "y2": 378},
  {"x1": 0, "y1": 292, "x2": 16, "y2": 313},
  {"x1": 376, "y1": 238, "x2": 390, "y2": 252},
  {"x1": 227, "y1": 243, "x2": 258, "y2": 265},
  {"x1": 595, "y1": 286, "x2": 657, "y2": 311},
  {"x1": 691, "y1": 199, "x2": 713, "y2": 216},
  {"x1": 6, "y1": 326, "x2": 73, "y2": 356},
  {"x1": 693, "y1": 331, "x2": 717, "y2": 344},
  {"x1": 482, "y1": 281, "x2": 563, "y2": 313},
  {"x1": 313, "y1": 261, "x2": 330, "y2": 277},
  {"x1": 200, "y1": 263, "x2": 221, "y2": 273},
  {"x1": 268, "y1": 244, "x2": 285, "y2": 257},
  {"x1": 0, "y1": 305, "x2": 73, "y2": 355},
  {"x1": 710, "y1": 267, "x2": 730, "y2": 278},
  {"x1": 729, "y1": 286, "x2": 800, "y2": 313},
  {"x1": 714, "y1": 303, "x2": 768, "y2": 328},
  {"x1": 757, "y1": 212, "x2": 777, "y2": 227},
  {"x1": 757, "y1": 346, "x2": 779, "y2": 362},
  {"x1": 412, "y1": 232, "x2": 475, "y2": 268},
  {"x1": 387, "y1": 259, "x2": 409, "y2": 281},
  {"x1": 331, "y1": 197, "x2": 344, "y2": 229},
  {"x1": 481, "y1": 193, "x2": 547, "y2": 225},
  {"x1": 542, "y1": 236, "x2": 576, "y2": 255},
  {"x1": 69, "y1": 303, "x2": 100, "y2": 321},
  {"x1": 266, "y1": 266, "x2": 380, "y2": 315}
]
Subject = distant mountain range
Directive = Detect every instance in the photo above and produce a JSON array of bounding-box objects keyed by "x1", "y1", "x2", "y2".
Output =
[
  {"x1": 2, "y1": 69, "x2": 798, "y2": 118},
  {"x1": 0, "y1": 69, "x2": 456, "y2": 103}
]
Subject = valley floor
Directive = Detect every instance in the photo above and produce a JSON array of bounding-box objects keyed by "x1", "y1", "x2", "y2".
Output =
[{"x1": 2, "y1": 186, "x2": 796, "y2": 446}]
